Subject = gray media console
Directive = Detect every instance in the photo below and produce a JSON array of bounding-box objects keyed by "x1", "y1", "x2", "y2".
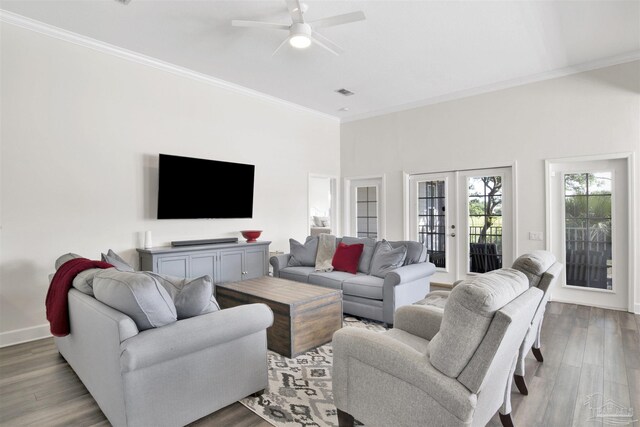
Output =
[{"x1": 137, "y1": 241, "x2": 271, "y2": 283}]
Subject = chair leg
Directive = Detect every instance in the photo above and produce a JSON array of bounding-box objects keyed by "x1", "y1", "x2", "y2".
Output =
[
  {"x1": 499, "y1": 412, "x2": 514, "y2": 427},
  {"x1": 514, "y1": 374, "x2": 529, "y2": 395},
  {"x1": 250, "y1": 389, "x2": 265, "y2": 398},
  {"x1": 532, "y1": 347, "x2": 544, "y2": 362},
  {"x1": 337, "y1": 409, "x2": 355, "y2": 427}
]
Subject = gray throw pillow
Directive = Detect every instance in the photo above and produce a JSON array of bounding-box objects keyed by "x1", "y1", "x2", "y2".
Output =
[
  {"x1": 150, "y1": 273, "x2": 220, "y2": 319},
  {"x1": 369, "y1": 240, "x2": 408, "y2": 278},
  {"x1": 101, "y1": 249, "x2": 135, "y2": 272},
  {"x1": 72, "y1": 268, "x2": 107, "y2": 296},
  {"x1": 342, "y1": 236, "x2": 377, "y2": 274},
  {"x1": 288, "y1": 237, "x2": 319, "y2": 267},
  {"x1": 55, "y1": 253, "x2": 83, "y2": 270},
  {"x1": 93, "y1": 269, "x2": 177, "y2": 331},
  {"x1": 389, "y1": 240, "x2": 425, "y2": 265}
]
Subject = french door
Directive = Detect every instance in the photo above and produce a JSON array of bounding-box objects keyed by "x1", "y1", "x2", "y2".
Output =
[
  {"x1": 548, "y1": 158, "x2": 629, "y2": 310},
  {"x1": 409, "y1": 167, "x2": 513, "y2": 284}
]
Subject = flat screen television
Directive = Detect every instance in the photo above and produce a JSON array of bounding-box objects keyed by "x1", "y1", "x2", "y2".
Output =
[{"x1": 157, "y1": 154, "x2": 255, "y2": 219}]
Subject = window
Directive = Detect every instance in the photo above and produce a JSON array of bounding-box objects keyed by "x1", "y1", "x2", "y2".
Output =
[{"x1": 356, "y1": 186, "x2": 378, "y2": 238}]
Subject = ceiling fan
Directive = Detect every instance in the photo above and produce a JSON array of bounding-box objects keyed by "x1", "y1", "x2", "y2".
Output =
[{"x1": 232, "y1": 0, "x2": 365, "y2": 55}]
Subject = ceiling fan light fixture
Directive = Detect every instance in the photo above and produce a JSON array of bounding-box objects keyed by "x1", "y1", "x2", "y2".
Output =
[
  {"x1": 290, "y1": 34, "x2": 311, "y2": 49},
  {"x1": 289, "y1": 23, "x2": 312, "y2": 49}
]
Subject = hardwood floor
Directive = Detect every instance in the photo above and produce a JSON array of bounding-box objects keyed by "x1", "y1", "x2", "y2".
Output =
[{"x1": 1, "y1": 302, "x2": 638, "y2": 426}]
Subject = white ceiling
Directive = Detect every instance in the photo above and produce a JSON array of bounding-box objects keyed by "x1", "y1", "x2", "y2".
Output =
[{"x1": 1, "y1": 1, "x2": 639, "y2": 121}]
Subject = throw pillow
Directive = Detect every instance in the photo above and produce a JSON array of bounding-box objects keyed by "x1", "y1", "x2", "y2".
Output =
[
  {"x1": 332, "y1": 242, "x2": 364, "y2": 274},
  {"x1": 369, "y1": 240, "x2": 408, "y2": 278},
  {"x1": 72, "y1": 268, "x2": 105, "y2": 296},
  {"x1": 150, "y1": 273, "x2": 220, "y2": 319},
  {"x1": 288, "y1": 237, "x2": 319, "y2": 267},
  {"x1": 101, "y1": 249, "x2": 135, "y2": 272},
  {"x1": 93, "y1": 269, "x2": 177, "y2": 331},
  {"x1": 342, "y1": 236, "x2": 376, "y2": 274},
  {"x1": 389, "y1": 240, "x2": 425, "y2": 265}
]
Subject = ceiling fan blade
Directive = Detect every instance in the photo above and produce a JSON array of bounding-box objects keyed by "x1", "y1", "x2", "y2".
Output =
[
  {"x1": 232, "y1": 20, "x2": 290, "y2": 31},
  {"x1": 286, "y1": 0, "x2": 304, "y2": 23},
  {"x1": 311, "y1": 32, "x2": 344, "y2": 56},
  {"x1": 272, "y1": 37, "x2": 291, "y2": 56},
  {"x1": 310, "y1": 11, "x2": 365, "y2": 29}
]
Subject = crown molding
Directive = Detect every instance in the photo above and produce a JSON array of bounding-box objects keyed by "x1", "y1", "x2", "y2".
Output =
[
  {"x1": 341, "y1": 50, "x2": 640, "y2": 123},
  {"x1": 0, "y1": 10, "x2": 340, "y2": 123}
]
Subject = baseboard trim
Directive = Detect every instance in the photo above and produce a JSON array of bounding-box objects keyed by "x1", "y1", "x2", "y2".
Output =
[
  {"x1": 430, "y1": 282, "x2": 454, "y2": 290},
  {"x1": 0, "y1": 324, "x2": 52, "y2": 348},
  {"x1": 549, "y1": 297, "x2": 629, "y2": 313},
  {"x1": 635, "y1": 303, "x2": 640, "y2": 315}
]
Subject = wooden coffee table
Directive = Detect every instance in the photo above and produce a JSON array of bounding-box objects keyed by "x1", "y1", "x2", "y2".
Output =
[{"x1": 216, "y1": 276, "x2": 343, "y2": 358}]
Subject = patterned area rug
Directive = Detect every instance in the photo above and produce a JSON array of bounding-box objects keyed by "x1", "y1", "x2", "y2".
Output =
[{"x1": 240, "y1": 316, "x2": 386, "y2": 427}]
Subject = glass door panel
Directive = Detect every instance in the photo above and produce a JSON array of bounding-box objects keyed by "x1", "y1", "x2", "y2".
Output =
[
  {"x1": 467, "y1": 175, "x2": 503, "y2": 273},
  {"x1": 418, "y1": 180, "x2": 446, "y2": 268},
  {"x1": 564, "y1": 172, "x2": 612, "y2": 290}
]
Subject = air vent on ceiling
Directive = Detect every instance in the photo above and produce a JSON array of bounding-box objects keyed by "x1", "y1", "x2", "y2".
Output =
[{"x1": 336, "y1": 88, "x2": 355, "y2": 96}]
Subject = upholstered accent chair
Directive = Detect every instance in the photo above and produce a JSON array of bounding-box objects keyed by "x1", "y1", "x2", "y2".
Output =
[
  {"x1": 332, "y1": 268, "x2": 543, "y2": 427},
  {"x1": 510, "y1": 250, "x2": 563, "y2": 395}
]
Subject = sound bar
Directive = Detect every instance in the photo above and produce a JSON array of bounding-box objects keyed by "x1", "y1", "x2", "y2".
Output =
[{"x1": 171, "y1": 237, "x2": 239, "y2": 247}]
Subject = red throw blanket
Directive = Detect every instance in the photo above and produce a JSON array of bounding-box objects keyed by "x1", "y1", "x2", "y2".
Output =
[{"x1": 45, "y1": 258, "x2": 113, "y2": 337}]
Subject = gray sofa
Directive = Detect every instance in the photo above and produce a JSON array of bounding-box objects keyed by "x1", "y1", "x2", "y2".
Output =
[
  {"x1": 270, "y1": 237, "x2": 436, "y2": 325},
  {"x1": 54, "y1": 278, "x2": 273, "y2": 426},
  {"x1": 332, "y1": 268, "x2": 543, "y2": 427}
]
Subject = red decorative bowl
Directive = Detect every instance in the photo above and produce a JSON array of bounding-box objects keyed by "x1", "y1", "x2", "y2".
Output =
[{"x1": 240, "y1": 230, "x2": 262, "y2": 243}]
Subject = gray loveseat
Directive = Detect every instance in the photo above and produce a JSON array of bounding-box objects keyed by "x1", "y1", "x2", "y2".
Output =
[
  {"x1": 270, "y1": 236, "x2": 436, "y2": 325},
  {"x1": 52, "y1": 262, "x2": 273, "y2": 427}
]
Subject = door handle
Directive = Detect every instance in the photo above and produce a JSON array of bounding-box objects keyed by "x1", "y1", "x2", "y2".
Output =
[{"x1": 450, "y1": 233, "x2": 456, "y2": 237}]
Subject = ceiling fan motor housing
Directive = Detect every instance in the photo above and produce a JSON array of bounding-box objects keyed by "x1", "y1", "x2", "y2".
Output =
[{"x1": 290, "y1": 23, "x2": 312, "y2": 38}]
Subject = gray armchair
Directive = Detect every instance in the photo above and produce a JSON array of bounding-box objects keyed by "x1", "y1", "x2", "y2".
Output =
[
  {"x1": 332, "y1": 268, "x2": 543, "y2": 427},
  {"x1": 510, "y1": 250, "x2": 563, "y2": 395}
]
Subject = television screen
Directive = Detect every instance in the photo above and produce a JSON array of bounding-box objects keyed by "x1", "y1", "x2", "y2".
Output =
[{"x1": 157, "y1": 154, "x2": 255, "y2": 219}]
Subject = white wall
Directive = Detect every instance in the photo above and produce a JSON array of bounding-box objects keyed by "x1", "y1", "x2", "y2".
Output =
[
  {"x1": 341, "y1": 61, "x2": 640, "y2": 310},
  {"x1": 0, "y1": 23, "x2": 340, "y2": 344}
]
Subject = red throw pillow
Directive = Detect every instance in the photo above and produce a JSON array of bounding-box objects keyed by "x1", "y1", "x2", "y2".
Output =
[{"x1": 332, "y1": 242, "x2": 364, "y2": 274}]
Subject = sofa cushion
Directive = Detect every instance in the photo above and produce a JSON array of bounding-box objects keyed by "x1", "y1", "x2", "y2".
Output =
[
  {"x1": 150, "y1": 273, "x2": 220, "y2": 319},
  {"x1": 308, "y1": 271, "x2": 359, "y2": 290},
  {"x1": 93, "y1": 269, "x2": 177, "y2": 331},
  {"x1": 389, "y1": 240, "x2": 425, "y2": 266},
  {"x1": 428, "y1": 268, "x2": 528, "y2": 377},
  {"x1": 512, "y1": 250, "x2": 557, "y2": 287},
  {"x1": 332, "y1": 242, "x2": 364, "y2": 274},
  {"x1": 342, "y1": 236, "x2": 377, "y2": 274},
  {"x1": 101, "y1": 249, "x2": 135, "y2": 272},
  {"x1": 369, "y1": 240, "x2": 407, "y2": 278},
  {"x1": 342, "y1": 275, "x2": 384, "y2": 300},
  {"x1": 288, "y1": 237, "x2": 319, "y2": 267},
  {"x1": 55, "y1": 253, "x2": 82, "y2": 270},
  {"x1": 280, "y1": 266, "x2": 315, "y2": 282}
]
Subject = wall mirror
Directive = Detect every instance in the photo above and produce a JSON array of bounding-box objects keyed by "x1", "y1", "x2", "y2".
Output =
[{"x1": 308, "y1": 175, "x2": 337, "y2": 237}]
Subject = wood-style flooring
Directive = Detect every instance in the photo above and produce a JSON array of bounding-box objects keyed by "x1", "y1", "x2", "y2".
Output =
[{"x1": 1, "y1": 302, "x2": 638, "y2": 426}]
